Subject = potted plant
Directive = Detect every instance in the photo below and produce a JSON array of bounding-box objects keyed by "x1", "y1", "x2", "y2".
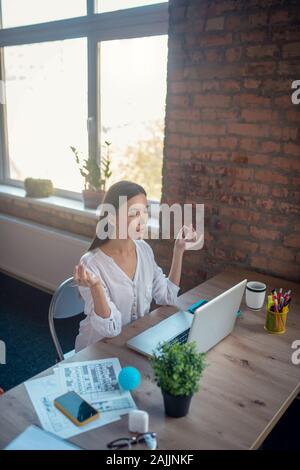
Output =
[
  {"x1": 150, "y1": 341, "x2": 206, "y2": 418},
  {"x1": 70, "y1": 141, "x2": 112, "y2": 209},
  {"x1": 24, "y1": 178, "x2": 53, "y2": 198}
]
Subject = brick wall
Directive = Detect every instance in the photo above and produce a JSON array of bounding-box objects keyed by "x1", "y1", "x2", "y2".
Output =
[
  {"x1": 0, "y1": 195, "x2": 96, "y2": 238},
  {"x1": 159, "y1": 0, "x2": 300, "y2": 289}
]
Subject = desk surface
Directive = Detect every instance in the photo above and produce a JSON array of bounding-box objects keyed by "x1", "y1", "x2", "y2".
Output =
[{"x1": 0, "y1": 267, "x2": 299, "y2": 450}]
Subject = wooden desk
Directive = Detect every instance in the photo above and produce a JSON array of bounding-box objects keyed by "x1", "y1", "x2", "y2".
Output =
[{"x1": 0, "y1": 267, "x2": 299, "y2": 450}]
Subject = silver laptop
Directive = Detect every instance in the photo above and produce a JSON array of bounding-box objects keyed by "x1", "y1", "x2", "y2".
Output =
[{"x1": 127, "y1": 279, "x2": 247, "y2": 357}]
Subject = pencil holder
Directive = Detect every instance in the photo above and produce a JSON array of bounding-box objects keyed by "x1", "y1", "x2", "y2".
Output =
[{"x1": 264, "y1": 296, "x2": 288, "y2": 334}]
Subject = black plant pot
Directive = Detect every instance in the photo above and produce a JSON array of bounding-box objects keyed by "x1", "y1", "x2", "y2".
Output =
[{"x1": 162, "y1": 390, "x2": 193, "y2": 418}]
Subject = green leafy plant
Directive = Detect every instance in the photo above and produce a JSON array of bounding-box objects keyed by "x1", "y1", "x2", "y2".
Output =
[
  {"x1": 24, "y1": 178, "x2": 53, "y2": 198},
  {"x1": 150, "y1": 341, "x2": 206, "y2": 397},
  {"x1": 70, "y1": 141, "x2": 112, "y2": 192},
  {"x1": 100, "y1": 141, "x2": 112, "y2": 192}
]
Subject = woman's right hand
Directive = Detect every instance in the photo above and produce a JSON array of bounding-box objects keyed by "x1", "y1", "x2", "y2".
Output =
[{"x1": 73, "y1": 262, "x2": 100, "y2": 288}]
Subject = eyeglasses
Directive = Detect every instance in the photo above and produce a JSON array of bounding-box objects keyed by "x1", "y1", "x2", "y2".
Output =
[{"x1": 107, "y1": 432, "x2": 157, "y2": 450}]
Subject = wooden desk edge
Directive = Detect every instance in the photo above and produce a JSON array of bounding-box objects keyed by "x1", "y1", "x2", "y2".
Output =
[{"x1": 250, "y1": 382, "x2": 300, "y2": 450}]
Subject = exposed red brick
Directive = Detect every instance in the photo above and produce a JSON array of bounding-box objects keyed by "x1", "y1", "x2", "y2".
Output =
[
  {"x1": 261, "y1": 141, "x2": 281, "y2": 153},
  {"x1": 283, "y1": 234, "x2": 300, "y2": 249},
  {"x1": 248, "y1": 12, "x2": 268, "y2": 27},
  {"x1": 270, "y1": 126, "x2": 298, "y2": 142},
  {"x1": 250, "y1": 226, "x2": 280, "y2": 241},
  {"x1": 243, "y1": 78, "x2": 261, "y2": 89},
  {"x1": 241, "y1": 109, "x2": 278, "y2": 122},
  {"x1": 233, "y1": 93, "x2": 271, "y2": 107},
  {"x1": 274, "y1": 93, "x2": 292, "y2": 108},
  {"x1": 228, "y1": 123, "x2": 269, "y2": 138},
  {"x1": 190, "y1": 122, "x2": 226, "y2": 135},
  {"x1": 169, "y1": 108, "x2": 201, "y2": 121},
  {"x1": 162, "y1": 0, "x2": 300, "y2": 284},
  {"x1": 271, "y1": 187, "x2": 290, "y2": 198},
  {"x1": 231, "y1": 223, "x2": 249, "y2": 236},
  {"x1": 169, "y1": 94, "x2": 190, "y2": 108},
  {"x1": 242, "y1": 61, "x2": 277, "y2": 76},
  {"x1": 198, "y1": 32, "x2": 233, "y2": 48},
  {"x1": 205, "y1": 16, "x2": 225, "y2": 31},
  {"x1": 193, "y1": 93, "x2": 231, "y2": 108},
  {"x1": 170, "y1": 81, "x2": 188, "y2": 94},
  {"x1": 286, "y1": 110, "x2": 300, "y2": 122},
  {"x1": 271, "y1": 156, "x2": 300, "y2": 171},
  {"x1": 264, "y1": 78, "x2": 292, "y2": 92},
  {"x1": 267, "y1": 260, "x2": 300, "y2": 279},
  {"x1": 247, "y1": 154, "x2": 271, "y2": 166},
  {"x1": 225, "y1": 14, "x2": 241, "y2": 31},
  {"x1": 259, "y1": 244, "x2": 295, "y2": 262},
  {"x1": 283, "y1": 143, "x2": 300, "y2": 157},
  {"x1": 219, "y1": 136, "x2": 238, "y2": 149},
  {"x1": 225, "y1": 46, "x2": 242, "y2": 62},
  {"x1": 197, "y1": 136, "x2": 219, "y2": 148},
  {"x1": 222, "y1": 79, "x2": 241, "y2": 91},
  {"x1": 239, "y1": 138, "x2": 258, "y2": 151},
  {"x1": 241, "y1": 30, "x2": 266, "y2": 43},
  {"x1": 246, "y1": 45, "x2": 279, "y2": 59},
  {"x1": 282, "y1": 42, "x2": 300, "y2": 58},
  {"x1": 207, "y1": 0, "x2": 239, "y2": 16},
  {"x1": 255, "y1": 170, "x2": 288, "y2": 185},
  {"x1": 220, "y1": 207, "x2": 260, "y2": 224},
  {"x1": 269, "y1": 9, "x2": 290, "y2": 24}
]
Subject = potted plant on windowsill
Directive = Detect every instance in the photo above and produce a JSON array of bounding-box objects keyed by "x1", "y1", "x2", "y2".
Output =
[
  {"x1": 150, "y1": 341, "x2": 206, "y2": 418},
  {"x1": 24, "y1": 178, "x2": 54, "y2": 198},
  {"x1": 70, "y1": 141, "x2": 112, "y2": 209}
]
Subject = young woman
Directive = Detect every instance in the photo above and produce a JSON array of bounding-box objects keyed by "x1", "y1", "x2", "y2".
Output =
[{"x1": 74, "y1": 180, "x2": 199, "y2": 352}]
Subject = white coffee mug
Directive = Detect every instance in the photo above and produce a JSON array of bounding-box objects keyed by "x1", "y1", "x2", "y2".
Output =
[{"x1": 245, "y1": 281, "x2": 267, "y2": 310}]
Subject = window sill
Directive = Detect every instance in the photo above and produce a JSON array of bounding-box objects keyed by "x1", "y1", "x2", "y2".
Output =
[
  {"x1": 0, "y1": 184, "x2": 98, "y2": 219},
  {"x1": 0, "y1": 184, "x2": 159, "y2": 232}
]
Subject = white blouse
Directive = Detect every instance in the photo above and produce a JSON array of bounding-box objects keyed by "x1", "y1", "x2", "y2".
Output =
[{"x1": 75, "y1": 239, "x2": 180, "y2": 352}]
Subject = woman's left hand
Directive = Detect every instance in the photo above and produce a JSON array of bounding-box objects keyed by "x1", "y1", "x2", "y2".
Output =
[{"x1": 175, "y1": 224, "x2": 204, "y2": 253}]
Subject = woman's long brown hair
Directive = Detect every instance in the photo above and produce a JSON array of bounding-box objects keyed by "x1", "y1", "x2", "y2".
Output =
[{"x1": 88, "y1": 180, "x2": 147, "y2": 251}]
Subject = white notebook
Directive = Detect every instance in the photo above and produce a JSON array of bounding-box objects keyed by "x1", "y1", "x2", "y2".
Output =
[{"x1": 5, "y1": 425, "x2": 81, "y2": 450}]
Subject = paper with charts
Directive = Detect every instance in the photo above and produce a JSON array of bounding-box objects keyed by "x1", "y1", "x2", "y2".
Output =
[
  {"x1": 55, "y1": 358, "x2": 136, "y2": 416},
  {"x1": 24, "y1": 374, "x2": 120, "y2": 440}
]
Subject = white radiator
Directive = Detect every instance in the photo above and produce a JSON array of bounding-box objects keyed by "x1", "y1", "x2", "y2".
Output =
[{"x1": 0, "y1": 214, "x2": 90, "y2": 291}]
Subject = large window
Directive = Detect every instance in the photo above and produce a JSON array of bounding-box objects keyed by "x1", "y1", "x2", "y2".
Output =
[
  {"x1": 100, "y1": 35, "x2": 167, "y2": 201},
  {"x1": 97, "y1": 0, "x2": 168, "y2": 14},
  {"x1": 1, "y1": 0, "x2": 86, "y2": 29},
  {"x1": 4, "y1": 39, "x2": 88, "y2": 191},
  {"x1": 0, "y1": 1, "x2": 168, "y2": 201}
]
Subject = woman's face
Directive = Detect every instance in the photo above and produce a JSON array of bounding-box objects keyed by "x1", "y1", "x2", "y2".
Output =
[{"x1": 113, "y1": 193, "x2": 149, "y2": 240}]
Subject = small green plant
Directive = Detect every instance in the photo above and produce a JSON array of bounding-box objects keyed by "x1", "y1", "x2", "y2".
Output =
[
  {"x1": 70, "y1": 141, "x2": 112, "y2": 192},
  {"x1": 101, "y1": 141, "x2": 112, "y2": 192},
  {"x1": 150, "y1": 341, "x2": 206, "y2": 397},
  {"x1": 24, "y1": 178, "x2": 53, "y2": 198}
]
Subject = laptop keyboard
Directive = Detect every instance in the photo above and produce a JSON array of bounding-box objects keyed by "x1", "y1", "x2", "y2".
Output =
[{"x1": 168, "y1": 328, "x2": 190, "y2": 346}]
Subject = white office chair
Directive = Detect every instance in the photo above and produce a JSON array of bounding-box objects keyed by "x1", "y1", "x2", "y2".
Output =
[{"x1": 48, "y1": 276, "x2": 85, "y2": 362}]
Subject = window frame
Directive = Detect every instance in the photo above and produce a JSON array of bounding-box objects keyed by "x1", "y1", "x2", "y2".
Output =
[{"x1": 0, "y1": 0, "x2": 168, "y2": 201}]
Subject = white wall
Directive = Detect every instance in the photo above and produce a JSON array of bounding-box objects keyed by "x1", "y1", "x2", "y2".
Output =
[{"x1": 0, "y1": 214, "x2": 90, "y2": 291}]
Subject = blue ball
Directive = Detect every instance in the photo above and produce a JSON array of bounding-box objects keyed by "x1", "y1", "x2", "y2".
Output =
[{"x1": 118, "y1": 366, "x2": 141, "y2": 391}]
